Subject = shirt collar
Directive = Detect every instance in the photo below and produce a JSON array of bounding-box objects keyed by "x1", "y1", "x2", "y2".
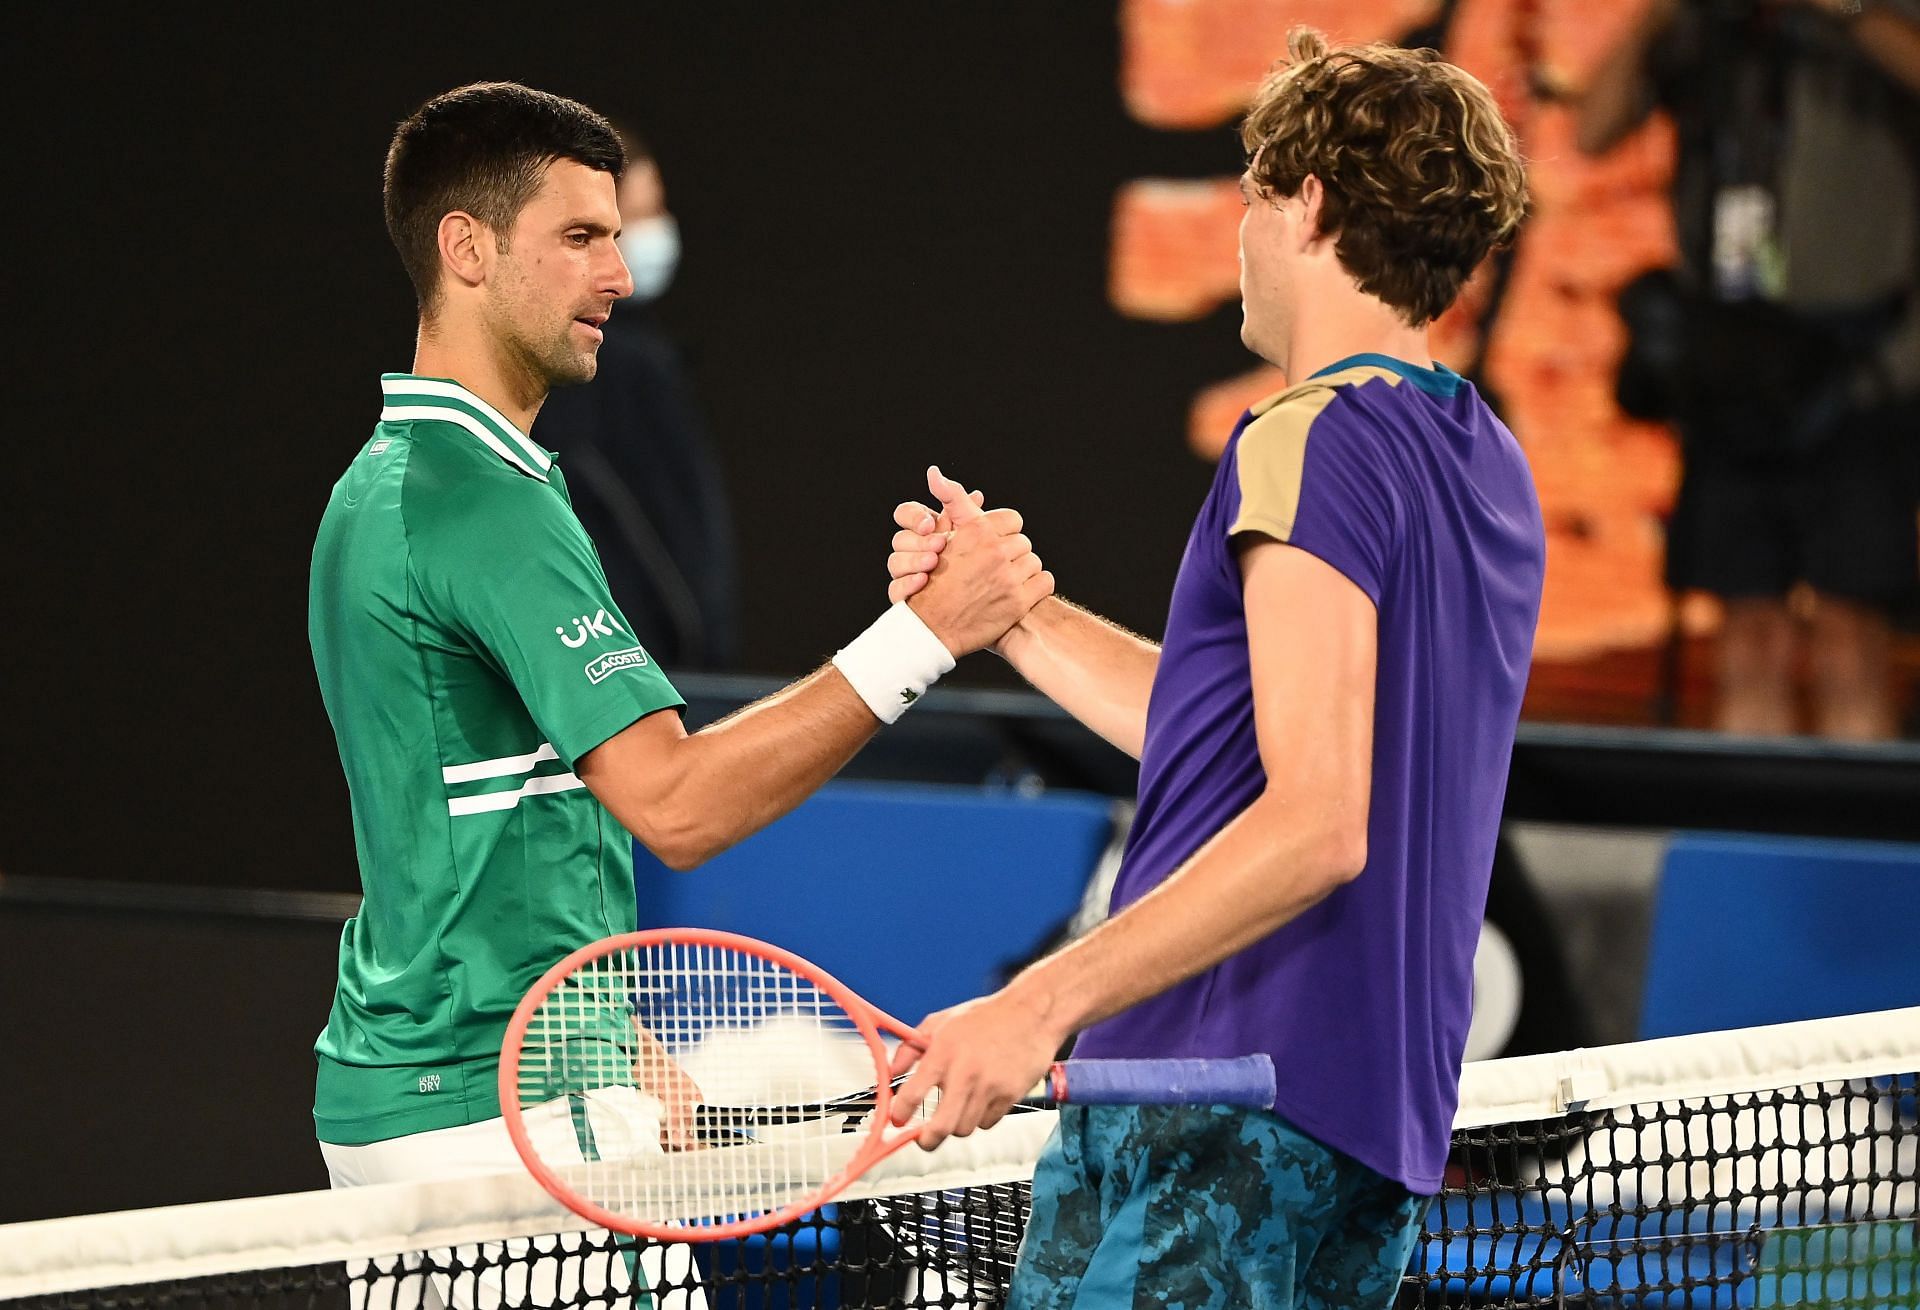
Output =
[
  {"x1": 1309, "y1": 353, "x2": 1463, "y2": 398},
  {"x1": 378, "y1": 374, "x2": 554, "y2": 482}
]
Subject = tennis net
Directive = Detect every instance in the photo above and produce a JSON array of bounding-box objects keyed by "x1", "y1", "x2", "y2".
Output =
[{"x1": 1, "y1": 1007, "x2": 1914, "y2": 1308}]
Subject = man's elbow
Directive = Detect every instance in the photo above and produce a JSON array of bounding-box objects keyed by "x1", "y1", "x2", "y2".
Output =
[
  {"x1": 646, "y1": 838, "x2": 711, "y2": 873},
  {"x1": 1323, "y1": 828, "x2": 1368, "y2": 889},
  {"x1": 1251, "y1": 789, "x2": 1368, "y2": 891},
  {"x1": 628, "y1": 805, "x2": 727, "y2": 871}
]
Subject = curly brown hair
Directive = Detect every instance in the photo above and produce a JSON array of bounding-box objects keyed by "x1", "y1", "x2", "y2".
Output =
[{"x1": 1241, "y1": 28, "x2": 1528, "y2": 326}]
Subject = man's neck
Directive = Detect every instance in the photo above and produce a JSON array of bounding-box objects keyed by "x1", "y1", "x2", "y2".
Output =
[
  {"x1": 1281, "y1": 296, "x2": 1433, "y2": 387},
  {"x1": 410, "y1": 319, "x2": 545, "y2": 434}
]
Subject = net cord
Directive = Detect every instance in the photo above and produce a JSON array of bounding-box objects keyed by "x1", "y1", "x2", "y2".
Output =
[{"x1": 1453, "y1": 1005, "x2": 1920, "y2": 1128}]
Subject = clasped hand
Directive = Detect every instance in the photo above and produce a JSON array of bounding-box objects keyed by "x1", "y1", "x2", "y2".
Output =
[{"x1": 890, "y1": 465, "x2": 1052, "y2": 657}]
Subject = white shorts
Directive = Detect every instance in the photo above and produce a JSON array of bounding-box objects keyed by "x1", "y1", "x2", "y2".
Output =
[{"x1": 320, "y1": 1095, "x2": 705, "y2": 1310}]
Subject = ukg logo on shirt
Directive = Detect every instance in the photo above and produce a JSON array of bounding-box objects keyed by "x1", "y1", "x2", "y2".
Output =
[
  {"x1": 584, "y1": 646, "x2": 650, "y2": 684},
  {"x1": 555, "y1": 609, "x2": 628, "y2": 649}
]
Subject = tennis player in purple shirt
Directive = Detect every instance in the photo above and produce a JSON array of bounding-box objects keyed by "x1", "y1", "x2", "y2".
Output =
[{"x1": 884, "y1": 27, "x2": 1542, "y2": 1310}]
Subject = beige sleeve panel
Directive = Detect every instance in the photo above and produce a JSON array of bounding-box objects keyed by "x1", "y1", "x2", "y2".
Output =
[
  {"x1": 1230, "y1": 386, "x2": 1339, "y2": 543},
  {"x1": 1230, "y1": 366, "x2": 1401, "y2": 543}
]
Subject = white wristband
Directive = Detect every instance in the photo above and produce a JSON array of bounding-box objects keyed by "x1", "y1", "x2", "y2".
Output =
[{"x1": 832, "y1": 603, "x2": 956, "y2": 724}]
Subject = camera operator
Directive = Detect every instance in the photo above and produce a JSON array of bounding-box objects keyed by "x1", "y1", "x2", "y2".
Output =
[{"x1": 1579, "y1": 0, "x2": 1920, "y2": 739}]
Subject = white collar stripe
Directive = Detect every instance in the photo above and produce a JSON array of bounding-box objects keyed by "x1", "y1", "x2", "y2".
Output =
[
  {"x1": 379, "y1": 377, "x2": 552, "y2": 473},
  {"x1": 443, "y1": 742, "x2": 561, "y2": 785},
  {"x1": 379, "y1": 405, "x2": 548, "y2": 483}
]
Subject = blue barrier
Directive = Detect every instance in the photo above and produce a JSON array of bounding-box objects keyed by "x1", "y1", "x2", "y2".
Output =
[
  {"x1": 1640, "y1": 832, "x2": 1920, "y2": 1040},
  {"x1": 634, "y1": 780, "x2": 1117, "y2": 1032},
  {"x1": 697, "y1": 1208, "x2": 842, "y2": 1310}
]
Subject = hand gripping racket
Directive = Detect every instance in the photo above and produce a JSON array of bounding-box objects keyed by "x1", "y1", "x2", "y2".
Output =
[{"x1": 500, "y1": 928, "x2": 1275, "y2": 1241}]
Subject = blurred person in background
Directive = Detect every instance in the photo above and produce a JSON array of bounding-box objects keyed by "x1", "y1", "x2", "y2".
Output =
[
  {"x1": 1579, "y1": 0, "x2": 1920, "y2": 739},
  {"x1": 533, "y1": 131, "x2": 737, "y2": 670}
]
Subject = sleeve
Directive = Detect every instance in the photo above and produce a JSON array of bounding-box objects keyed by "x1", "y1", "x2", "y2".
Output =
[
  {"x1": 409, "y1": 474, "x2": 686, "y2": 768},
  {"x1": 1229, "y1": 387, "x2": 1397, "y2": 606}
]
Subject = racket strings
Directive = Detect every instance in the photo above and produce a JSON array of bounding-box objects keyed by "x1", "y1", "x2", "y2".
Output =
[{"x1": 514, "y1": 940, "x2": 893, "y2": 1228}]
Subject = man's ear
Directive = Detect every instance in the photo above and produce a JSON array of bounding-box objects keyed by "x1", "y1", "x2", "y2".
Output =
[
  {"x1": 1295, "y1": 175, "x2": 1328, "y2": 250},
  {"x1": 437, "y1": 211, "x2": 490, "y2": 292}
]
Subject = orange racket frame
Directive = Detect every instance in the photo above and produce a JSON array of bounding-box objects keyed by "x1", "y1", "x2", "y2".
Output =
[{"x1": 499, "y1": 927, "x2": 930, "y2": 1241}]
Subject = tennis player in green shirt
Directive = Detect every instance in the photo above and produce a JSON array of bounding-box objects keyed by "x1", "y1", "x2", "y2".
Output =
[{"x1": 308, "y1": 80, "x2": 1049, "y2": 1247}]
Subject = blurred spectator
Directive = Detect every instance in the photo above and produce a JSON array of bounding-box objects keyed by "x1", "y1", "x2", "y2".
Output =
[
  {"x1": 534, "y1": 133, "x2": 739, "y2": 669},
  {"x1": 1578, "y1": 0, "x2": 1920, "y2": 740}
]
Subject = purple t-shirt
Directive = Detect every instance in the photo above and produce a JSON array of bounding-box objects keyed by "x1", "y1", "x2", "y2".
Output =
[{"x1": 1073, "y1": 355, "x2": 1545, "y2": 1194}]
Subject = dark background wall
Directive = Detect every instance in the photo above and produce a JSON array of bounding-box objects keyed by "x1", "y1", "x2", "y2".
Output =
[
  {"x1": 0, "y1": 903, "x2": 344, "y2": 1220},
  {"x1": 0, "y1": 6, "x2": 1275, "y2": 895}
]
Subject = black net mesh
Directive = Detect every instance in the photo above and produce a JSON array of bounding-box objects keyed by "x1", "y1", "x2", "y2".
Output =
[
  {"x1": 1403, "y1": 1071, "x2": 1919, "y2": 1308},
  {"x1": 0, "y1": 1191, "x2": 1027, "y2": 1310},
  {"x1": 6, "y1": 1074, "x2": 1914, "y2": 1309}
]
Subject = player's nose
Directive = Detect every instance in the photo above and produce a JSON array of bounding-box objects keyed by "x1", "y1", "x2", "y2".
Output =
[{"x1": 607, "y1": 246, "x2": 635, "y2": 300}]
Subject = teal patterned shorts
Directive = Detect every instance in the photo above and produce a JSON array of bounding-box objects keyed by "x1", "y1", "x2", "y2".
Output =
[{"x1": 1008, "y1": 1104, "x2": 1429, "y2": 1310}]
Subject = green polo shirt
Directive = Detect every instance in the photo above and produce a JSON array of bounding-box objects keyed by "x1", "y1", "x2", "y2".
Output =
[{"x1": 308, "y1": 373, "x2": 684, "y2": 1145}]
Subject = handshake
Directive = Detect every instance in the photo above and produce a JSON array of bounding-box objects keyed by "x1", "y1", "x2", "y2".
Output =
[{"x1": 882, "y1": 465, "x2": 1054, "y2": 660}]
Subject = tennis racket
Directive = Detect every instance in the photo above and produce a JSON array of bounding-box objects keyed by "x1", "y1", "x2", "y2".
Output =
[
  {"x1": 500, "y1": 928, "x2": 1275, "y2": 1240},
  {"x1": 687, "y1": 1074, "x2": 911, "y2": 1141}
]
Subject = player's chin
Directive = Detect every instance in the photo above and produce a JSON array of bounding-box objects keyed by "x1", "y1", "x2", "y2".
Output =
[
  {"x1": 1239, "y1": 314, "x2": 1283, "y2": 368},
  {"x1": 548, "y1": 348, "x2": 599, "y2": 387},
  {"x1": 1238, "y1": 310, "x2": 1262, "y2": 354}
]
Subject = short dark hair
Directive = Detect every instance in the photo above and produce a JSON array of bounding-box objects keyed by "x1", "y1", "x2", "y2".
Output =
[
  {"x1": 1241, "y1": 29, "x2": 1529, "y2": 326},
  {"x1": 384, "y1": 82, "x2": 626, "y2": 315}
]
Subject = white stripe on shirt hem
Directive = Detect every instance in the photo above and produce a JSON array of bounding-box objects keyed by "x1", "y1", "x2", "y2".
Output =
[
  {"x1": 448, "y1": 772, "x2": 587, "y2": 816},
  {"x1": 442, "y1": 742, "x2": 561, "y2": 785},
  {"x1": 379, "y1": 405, "x2": 548, "y2": 482}
]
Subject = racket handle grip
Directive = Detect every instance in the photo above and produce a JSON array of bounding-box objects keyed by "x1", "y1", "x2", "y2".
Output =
[{"x1": 1046, "y1": 1054, "x2": 1276, "y2": 1108}]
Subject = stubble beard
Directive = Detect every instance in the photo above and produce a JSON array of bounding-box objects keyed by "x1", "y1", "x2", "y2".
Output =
[
  {"x1": 488, "y1": 277, "x2": 599, "y2": 392},
  {"x1": 505, "y1": 313, "x2": 598, "y2": 391},
  {"x1": 548, "y1": 336, "x2": 598, "y2": 387}
]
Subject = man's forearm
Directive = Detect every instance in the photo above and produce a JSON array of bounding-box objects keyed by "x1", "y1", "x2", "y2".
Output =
[
  {"x1": 672, "y1": 668, "x2": 884, "y2": 859},
  {"x1": 1000, "y1": 789, "x2": 1366, "y2": 1046},
  {"x1": 585, "y1": 667, "x2": 881, "y2": 869},
  {"x1": 995, "y1": 597, "x2": 1159, "y2": 759}
]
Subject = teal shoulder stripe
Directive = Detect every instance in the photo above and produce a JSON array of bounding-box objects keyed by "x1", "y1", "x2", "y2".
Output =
[{"x1": 1309, "y1": 352, "x2": 1461, "y2": 398}]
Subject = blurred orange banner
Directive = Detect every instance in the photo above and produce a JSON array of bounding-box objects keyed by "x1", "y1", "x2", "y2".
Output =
[{"x1": 1111, "y1": 0, "x2": 1690, "y2": 670}]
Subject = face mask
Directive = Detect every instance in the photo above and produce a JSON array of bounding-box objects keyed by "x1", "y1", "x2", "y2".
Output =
[{"x1": 617, "y1": 215, "x2": 681, "y2": 301}]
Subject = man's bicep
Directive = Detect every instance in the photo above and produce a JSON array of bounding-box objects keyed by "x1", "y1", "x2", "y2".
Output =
[
  {"x1": 1236, "y1": 537, "x2": 1377, "y2": 809},
  {"x1": 576, "y1": 705, "x2": 690, "y2": 812},
  {"x1": 576, "y1": 704, "x2": 714, "y2": 862}
]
